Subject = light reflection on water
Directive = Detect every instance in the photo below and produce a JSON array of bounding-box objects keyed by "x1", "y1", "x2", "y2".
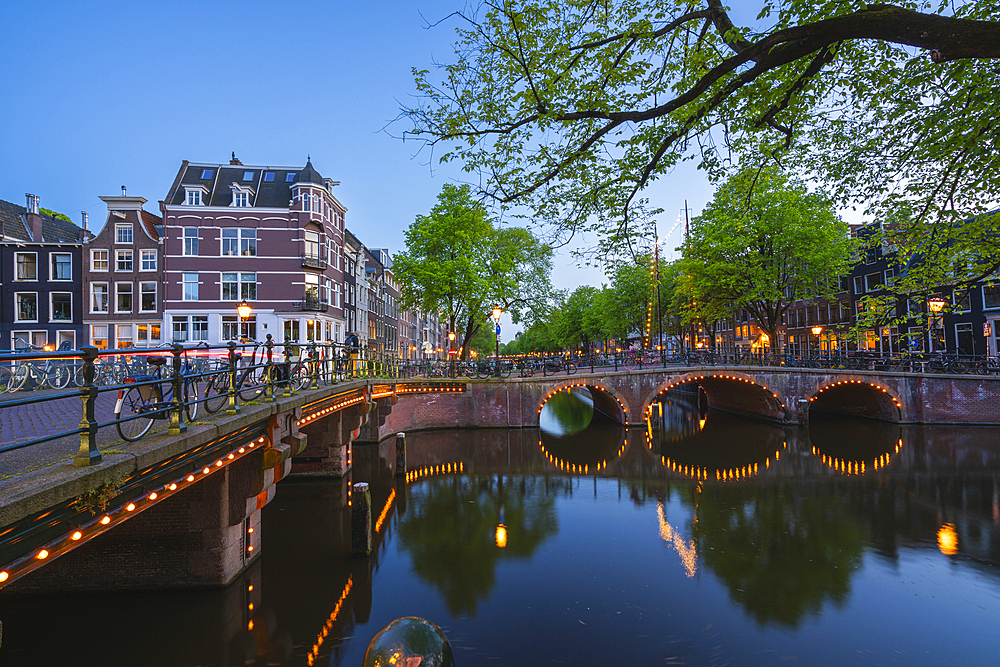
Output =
[{"x1": 2, "y1": 403, "x2": 1000, "y2": 666}]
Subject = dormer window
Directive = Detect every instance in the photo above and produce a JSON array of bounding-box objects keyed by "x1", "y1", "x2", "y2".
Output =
[
  {"x1": 184, "y1": 185, "x2": 208, "y2": 206},
  {"x1": 242, "y1": 170, "x2": 254, "y2": 182},
  {"x1": 201, "y1": 168, "x2": 214, "y2": 179},
  {"x1": 264, "y1": 172, "x2": 275, "y2": 182},
  {"x1": 230, "y1": 184, "x2": 254, "y2": 207},
  {"x1": 286, "y1": 173, "x2": 297, "y2": 183}
]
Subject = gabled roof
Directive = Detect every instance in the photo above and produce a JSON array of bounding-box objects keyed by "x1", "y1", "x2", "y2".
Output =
[
  {"x1": 163, "y1": 159, "x2": 336, "y2": 209},
  {"x1": 139, "y1": 209, "x2": 163, "y2": 239},
  {"x1": 0, "y1": 198, "x2": 83, "y2": 243}
]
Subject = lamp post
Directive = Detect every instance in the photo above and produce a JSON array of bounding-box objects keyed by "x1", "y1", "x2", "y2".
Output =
[
  {"x1": 237, "y1": 300, "x2": 252, "y2": 340},
  {"x1": 491, "y1": 306, "x2": 503, "y2": 377},
  {"x1": 448, "y1": 331, "x2": 456, "y2": 378},
  {"x1": 811, "y1": 325, "x2": 823, "y2": 353},
  {"x1": 928, "y1": 297, "x2": 945, "y2": 352}
]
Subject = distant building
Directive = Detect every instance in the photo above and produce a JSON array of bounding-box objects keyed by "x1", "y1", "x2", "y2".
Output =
[
  {"x1": 0, "y1": 195, "x2": 86, "y2": 350},
  {"x1": 159, "y1": 156, "x2": 347, "y2": 346},
  {"x1": 83, "y1": 196, "x2": 163, "y2": 349}
]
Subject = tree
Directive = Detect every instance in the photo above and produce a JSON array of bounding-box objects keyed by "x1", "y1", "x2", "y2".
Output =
[
  {"x1": 39, "y1": 207, "x2": 72, "y2": 223},
  {"x1": 402, "y1": 1, "x2": 1000, "y2": 272},
  {"x1": 679, "y1": 166, "x2": 851, "y2": 349},
  {"x1": 553, "y1": 285, "x2": 602, "y2": 351},
  {"x1": 393, "y1": 184, "x2": 553, "y2": 359}
]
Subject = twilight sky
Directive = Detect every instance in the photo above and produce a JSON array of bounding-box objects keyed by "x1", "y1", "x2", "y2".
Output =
[{"x1": 0, "y1": 0, "x2": 718, "y2": 332}]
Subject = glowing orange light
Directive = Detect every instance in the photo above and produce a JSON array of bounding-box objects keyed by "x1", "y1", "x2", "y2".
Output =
[
  {"x1": 127, "y1": 503, "x2": 136, "y2": 511},
  {"x1": 938, "y1": 523, "x2": 958, "y2": 555},
  {"x1": 100, "y1": 516, "x2": 111, "y2": 525},
  {"x1": 37, "y1": 550, "x2": 49, "y2": 559},
  {"x1": 72, "y1": 531, "x2": 82, "y2": 540},
  {"x1": 495, "y1": 524, "x2": 508, "y2": 548}
]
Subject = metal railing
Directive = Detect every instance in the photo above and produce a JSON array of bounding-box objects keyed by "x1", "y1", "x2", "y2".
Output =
[{"x1": 0, "y1": 339, "x2": 404, "y2": 467}]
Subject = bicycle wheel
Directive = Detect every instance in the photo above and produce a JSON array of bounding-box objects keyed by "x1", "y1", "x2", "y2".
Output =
[
  {"x1": 203, "y1": 371, "x2": 231, "y2": 414},
  {"x1": 622, "y1": 354, "x2": 638, "y2": 371},
  {"x1": 183, "y1": 378, "x2": 200, "y2": 421},
  {"x1": 115, "y1": 387, "x2": 156, "y2": 441},
  {"x1": 238, "y1": 368, "x2": 265, "y2": 401},
  {"x1": 0, "y1": 366, "x2": 12, "y2": 392},
  {"x1": 10, "y1": 364, "x2": 31, "y2": 391},
  {"x1": 48, "y1": 364, "x2": 71, "y2": 389},
  {"x1": 565, "y1": 362, "x2": 577, "y2": 375}
]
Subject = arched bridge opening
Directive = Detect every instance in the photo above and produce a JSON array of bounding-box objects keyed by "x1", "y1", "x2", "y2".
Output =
[
  {"x1": 808, "y1": 380, "x2": 901, "y2": 423},
  {"x1": 646, "y1": 374, "x2": 786, "y2": 425},
  {"x1": 538, "y1": 383, "x2": 627, "y2": 435}
]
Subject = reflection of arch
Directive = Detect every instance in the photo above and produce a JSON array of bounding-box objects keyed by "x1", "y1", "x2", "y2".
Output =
[
  {"x1": 808, "y1": 380, "x2": 902, "y2": 422},
  {"x1": 537, "y1": 430, "x2": 628, "y2": 474},
  {"x1": 642, "y1": 373, "x2": 787, "y2": 424},
  {"x1": 811, "y1": 438, "x2": 903, "y2": 475},
  {"x1": 537, "y1": 382, "x2": 628, "y2": 424},
  {"x1": 405, "y1": 462, "x2": 464, "y2": 484}
]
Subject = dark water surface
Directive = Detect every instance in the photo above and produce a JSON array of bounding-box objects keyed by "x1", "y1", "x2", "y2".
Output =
[{"x1": 2, "y1": 395, "x2": 1000, "y2": 666}]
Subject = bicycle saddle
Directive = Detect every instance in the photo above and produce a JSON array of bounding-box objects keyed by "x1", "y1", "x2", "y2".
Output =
[{"x1": 147, "y1": 356, "x2": 167, "y2": 366}]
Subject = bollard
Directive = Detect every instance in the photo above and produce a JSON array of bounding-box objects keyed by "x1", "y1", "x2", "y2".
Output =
[
  {"x1": 395, "y1": 432, "x2": 406, "y2": 477},
  {"x1": 352, "y1": 482, "x2": 373, "y2": 557}
]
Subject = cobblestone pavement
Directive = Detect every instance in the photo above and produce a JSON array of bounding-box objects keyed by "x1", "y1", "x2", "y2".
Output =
[{"x1": 0, "y1": 386, "x2": 186, "y2": 479}]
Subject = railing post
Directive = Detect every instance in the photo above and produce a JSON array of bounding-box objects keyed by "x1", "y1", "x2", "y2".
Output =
[
  {"x1": 264, "y1": 334, "x2": 275, "y2": 402},
  {"x1": 168, "y1": 343, "x2": 188, "y2": 435},
  {"x1": 226, "y1": 340, "x2": 240, "y2": 414},
  {"x1": 283, "y1": 339, "x2": 295, "y2": 397},
  {"x1": 75, "y1": 346, "x2": 102, "y2": 467},
  {"x1": 308, "y1": 342, "x2": 319, "y2": 390}
]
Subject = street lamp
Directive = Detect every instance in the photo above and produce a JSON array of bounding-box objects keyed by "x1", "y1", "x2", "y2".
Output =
[
  {"x1": 238, "y1": 300, "x2": 252, "y2": 340},
  {"x1": 928, "y1": 297, "x2": 946, "y2": 352},
  {"x1": 811, "y1": 325, "x2": 822, "y2": 353},
  {"x1": 491, "y1": 306, "x2": 503, "y2": 377}
]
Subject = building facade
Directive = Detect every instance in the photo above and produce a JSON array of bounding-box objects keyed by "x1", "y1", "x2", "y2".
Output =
[{"x1": 0, "y1": 195, "x2": 85, "y2": 350}]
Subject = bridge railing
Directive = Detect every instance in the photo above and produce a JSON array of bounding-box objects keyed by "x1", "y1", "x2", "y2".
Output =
[{"x1": 0, "y1": 339, "x2": 403, "y2": 468}]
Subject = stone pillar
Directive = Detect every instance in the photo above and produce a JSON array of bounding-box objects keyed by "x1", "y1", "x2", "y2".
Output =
[
  {"x1": 352, "y1": 482, "x2": 372, "y2": 557},
  {"x1": 395, "y1": 432, "x2": 406, "y2": 476}
]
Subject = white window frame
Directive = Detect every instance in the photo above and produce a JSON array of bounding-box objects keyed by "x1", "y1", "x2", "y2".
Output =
[
  {"x1": 91, "y1": 282, "x2": 109, "y2": 313},
  {"x1": 50, "y1": 252, "x2": 72, "y2": 281},
  {"x1": 139, "y1": 281, "x2": 157, "y2": 312},
  {"x1": 182, "y1": 272, "x2": 199, "y2": 301},
  {"x1": 221, "y1": 272, "x2": 256, "y2": 301},
  {"x1": 115, "y1": 281, "x2": 133, "y2": 313},
  {"x1": 853, "y1": 276, "x2": 864, "y2": 295},
  {"x1": 14, "y1": 292, "x2": 38, "y2": 322},
  {"x1": 91, "y1": 249, "x2": 109, "y2": 272},
  {"x1": 232, "y1": 191, "x2": 249, "y2": 207},
  {"x1": 115, "y1": 249, "x2": 133, "y2": 272},
  {"x1": 49, "y1": 292, "x2": 73, "y2": 322},
  {"x1": 183, "y1": 227, "x2": 199, "y2": 256},
  {"x1": 185, "y1": 189, "x2": 202, "y2": 206},
  {"x1": 191, "y1": 315, "x2": 209, "y2": 341},
  {"x1": 172, "y1": 316, "x2": 189, "y2": 342},
  {"x1": 91, "y1": 324, "x2": 109, "y2": 350},
  {"x1": 14, "y1": 252, "x2": 37, "y2": 281},
  {"x1": 116, "y1": 324, "x2": 134, "y2": 349},
  {"x1": 140, "y1": 249, "x2": 157, "y2": 272},
  {"x1": 115, "y1": 223, "x2": 133, "y2": 244},
  {"x1": 983, "y1": 285, "x2": 1000, "y2": 310}
]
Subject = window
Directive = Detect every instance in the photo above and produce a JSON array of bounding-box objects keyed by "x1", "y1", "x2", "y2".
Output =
[
  {"x1": 192, "y1": 315, "x2": 208, "y2": 341},
  {"x1": 15, "y1": 252, "x2": 36, "y2": 281},
  {"x1": 115, "y1": 223, "x2": 133, "y2": 244},
  {"x1": 222, "y1": 272, "x2": 256, "y2": 300},
  {"x1": 984, "y1": 285, "x2": 1000, "y2": 310},
  {"x1": 15, "y1": 293, "x2": 37, "y2": 321},
  {"x1": 305, "y1": 230, "x2": 320, "y2": 259},
  {"x1": 186, "y1": 190, "x2": 202, "y2": 206},
  {"x1": 91, "y1": 283, "x2": 108, "y2": 313},
  {"x1": 302, "y1": 190, "x2": 311, "y2": 212},
  {"x1": 116, "y1": 249, "x2": 133, "y2": 271},
  {"x1": 953, "y1": 289, "x2": 972, "y2": 313},
  {"x1": 283, "y1": 319, "x2": 298, "y2": 342},
  {"x1": 305, "y1": 273, "x2": 320, "y2": 303},
  {"x1": 91, "y1": 325, "x2": 108, "y2": 350},
  {"x1": 91, "y1": 249, "x2": 108, "y2": 271},
  {"x1": 141, "y1": 249, "x2": 157, "y2": 271},
  {"x1": 864, "y1": 272, "x2": 882, "y2": 292},
  {"x1": 200, "y1": 168, "x2": 213, "y2": 179},
  {"x1": 264, "y1": 171, "x2": 275, "y2": 182},
  {"x1": 183, "y1": 227, "x2": 199, "y2": 255},
  {"x1": 232, "y1": 191, "x2": 249, "y2": 207},
  {"x1": 956, "y1": 322, "x2": 974, "y2": 356},
  {"x1": 140, "y1": 281, "x2": 156, "y2": 311},
  {"x1": 884, "y1": 268, "x2": 895, "y2": 287},
  {"x1": 137, "y1": 323, "x2": 161, "y2": 345},
  {"x1": 50, "y1": 293, "x2": 72, "y2": 321},
  {"x1": 51, "y1": 253, "x2": 72, "y2": 280},
  {"x1": 116, "y1": 324, "x2": 134, "y2": 349},
  {"x1": 116, "y1": 282, "x2": 133, "y2": 312},
  {"x1": 286, "y1": 172, "x2": 296, "y2": 182},
  {"x1": 183, "y1": 272, "x2": 199, "y2": 301},
  {"x1": 172, "y1": 316, "x2": 189, "y2": 342},
  {"x1": 222, "y1": 229, "x2": 256, "y2": 255},
  {"x1": 853, "y1": 276, "x2": 864, "y2": 295},
  {"x1": 222, "y1": 315, "x2": 256, "y2": 340}
]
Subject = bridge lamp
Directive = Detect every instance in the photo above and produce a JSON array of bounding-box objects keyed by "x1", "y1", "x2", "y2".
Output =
[
  {"x1": 237, "y1": 300, "x2": 252, "y2": 320},
  {"x1": 491, "y1": 306, "x2": 503, "y2": 377}
]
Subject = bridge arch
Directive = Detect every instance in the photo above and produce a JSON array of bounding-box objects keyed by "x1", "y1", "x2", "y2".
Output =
[
  {"x1": 536, "y1": 381, "x2": 628, "y2": 425},
  {"x1": 808, "y1": 379, "x2": 902, "y2": 423},
  {"x1": 641, "y1": 372, "x2": 787, "y2": 424}
]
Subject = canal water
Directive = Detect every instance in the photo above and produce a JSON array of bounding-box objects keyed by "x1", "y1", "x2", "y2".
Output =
[{"x1": 2, "y1": 388, "x2": 1000, "y2": 666}]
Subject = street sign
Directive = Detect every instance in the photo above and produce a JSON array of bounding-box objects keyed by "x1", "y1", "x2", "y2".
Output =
[
  {"x1": 985, "y1": 322, "x2": 993, "y2": 337},
  {"x1": 497, "y1": 334, "x2": 502, "y2": 342},
  {"x1": 496, "y1": 324, "x2": 501, "y2": 335}
]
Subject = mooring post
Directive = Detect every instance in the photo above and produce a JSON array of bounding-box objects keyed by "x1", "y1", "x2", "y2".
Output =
[
  {"x1": 395, "y1": 432, "x2": 406, "y2": 477},
  {"x1": 352, "y1": 482, "x2": 373, "y2": 557}
]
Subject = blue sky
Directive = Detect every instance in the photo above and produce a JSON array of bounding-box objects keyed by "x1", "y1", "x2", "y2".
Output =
[{"x1": 0, "y1": 0, "x2": 716, "y2": 329}]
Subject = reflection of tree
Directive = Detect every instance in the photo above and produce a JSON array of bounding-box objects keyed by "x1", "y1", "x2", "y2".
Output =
[
  {"x1": 540, "y1": 389, "x2": 593, "y2": 436},
  {"x1": 689, "y1": 485, "x2": 865, "y2": 627},
  {"x1": 396, "y1": 476, "x2": 561, "y2": 616}
]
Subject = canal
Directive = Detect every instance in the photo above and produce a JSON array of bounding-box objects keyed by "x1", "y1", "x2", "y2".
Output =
[{"x1": 1, "y1": 388, "x2": 999, "y2": 665}]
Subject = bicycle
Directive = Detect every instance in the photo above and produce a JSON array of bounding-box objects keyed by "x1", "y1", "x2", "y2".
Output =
[
  {"x1": 114, "y1": 355, "x2": 200, "y2": 441},
  {"x1": 203, "y1": 342, "x2": 266, "y2": 413},
  {"x1": 6, "y1": 339, "x2": 73, "y2": 391}
]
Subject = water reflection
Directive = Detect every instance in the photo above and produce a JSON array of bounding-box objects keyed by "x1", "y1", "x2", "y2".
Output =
[
  {"x1": 809, "y1": 412, "x2": 903, "y2": 475},
  {"x1": 539, "y1": 386, "x2": 594, "y2": 436}
]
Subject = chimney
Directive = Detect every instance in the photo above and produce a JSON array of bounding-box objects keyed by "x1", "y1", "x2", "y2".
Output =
[
  {"x1": 24, "y1": 194, "x2": 43, "y2": 241},
  {"x1": 121, "y1": 185, "x2": 127, "y2": 196},
  {"x1": 230, "y1": 152, "x2": 243, "y2": 165},
  {"x1": 81, "y1": 211, "x2": 90, "y2": 241}
]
